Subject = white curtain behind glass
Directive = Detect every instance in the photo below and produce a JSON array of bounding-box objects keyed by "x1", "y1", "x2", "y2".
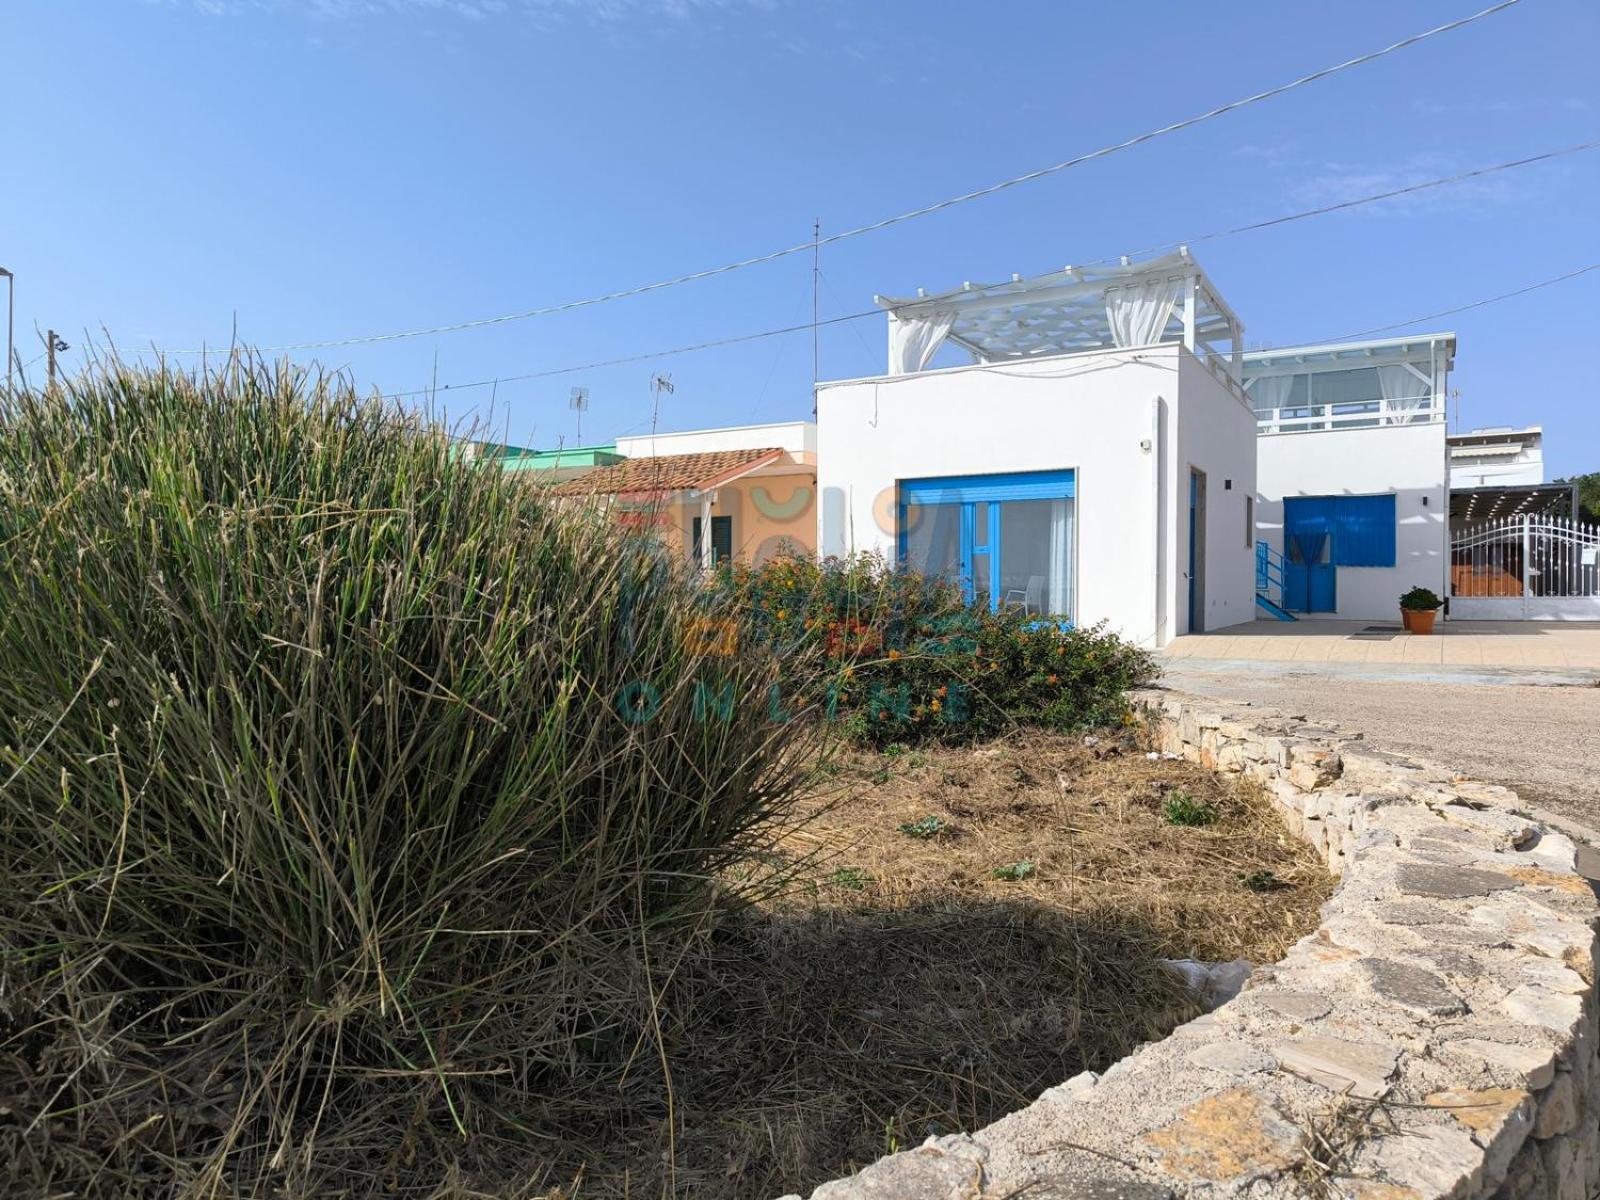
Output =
[
  {"x1": 887, "y1": 311, "x2": 956, "y2": 374},
  {"x1": 1104, "y1": 276, "x2": 1182, "y2": 349},
  {"x1": 1048, "y1": 499, "x2": 1074, "y2": 618},
  {"x1": 1377, "y1": 364, "x2": 1427, "y2": 425},
  {"x1": 1247, "y1": 375, "x2": 1297, "y2": 421}
]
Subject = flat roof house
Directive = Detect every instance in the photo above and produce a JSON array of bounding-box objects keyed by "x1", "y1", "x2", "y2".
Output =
[
  {"x1": 1244, "y1": 334, "x2": 1455, "y2": 622},
  {"x1": 815, "y1": 250, "x2": 1257, "y2": 647}
]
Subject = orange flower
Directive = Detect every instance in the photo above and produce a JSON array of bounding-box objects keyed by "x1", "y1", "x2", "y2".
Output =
[
  {"x1": 877, "y1": 710, "x2": 888, "y2": 722},
  {"x1": 1047, "y1": 674, "x2": 1059, "y2": 685},
  {"x1": 930, "y1": 698, "x2": 942, "y2": 713},
  {"x1": 888, "y1": 649, "x2": 901, "y2": 660},
  {"x1": 937, "y1": 685, "x2": 948, "y2": 697}
]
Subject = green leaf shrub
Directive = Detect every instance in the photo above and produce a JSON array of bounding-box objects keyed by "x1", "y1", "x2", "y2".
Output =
[{"x1": 711, "y1": 553, "x2": 1157, "y2": 747}]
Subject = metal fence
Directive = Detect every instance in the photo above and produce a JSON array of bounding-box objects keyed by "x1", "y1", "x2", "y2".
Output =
[{"x1": 1451, "y1": 515, "x2": 1600, "y2": 616}]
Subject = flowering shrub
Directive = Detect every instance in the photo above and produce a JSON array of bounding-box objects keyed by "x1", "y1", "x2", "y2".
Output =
[{"x1": 709, "y1": 553, "x2": 1157, "y2": 746}]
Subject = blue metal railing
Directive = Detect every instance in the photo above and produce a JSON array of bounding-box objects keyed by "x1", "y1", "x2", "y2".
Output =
[{"x1": 1256, "y1": 539, "x2": 1288, "y2": 608}]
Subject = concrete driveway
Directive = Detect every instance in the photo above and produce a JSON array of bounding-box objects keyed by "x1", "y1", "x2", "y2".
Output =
[{"x1": 1159, "y1": 620, "x2": 1600, "y2": 829}]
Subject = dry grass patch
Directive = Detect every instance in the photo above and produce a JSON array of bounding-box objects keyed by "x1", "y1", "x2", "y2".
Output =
[
  {"x1": 777, "y1": 727, "x2": 1332, "y2": 963},
  {"x1": 551, "y1": 727, "x2": 1332, "y2": 1199}
]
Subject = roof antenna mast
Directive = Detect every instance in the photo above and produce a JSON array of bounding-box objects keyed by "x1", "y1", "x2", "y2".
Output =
[
  {"x1": 811, "y1": 217, "x2": 821, "y2": 415},
  {"x1": 569, "y1": 385, "x2": 589, "y2": 445}
]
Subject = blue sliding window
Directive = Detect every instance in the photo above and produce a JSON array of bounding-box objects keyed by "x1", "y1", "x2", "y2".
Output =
[
  {"x1": 1284, "y1": 494, "x2": 1396, "y2": 567},
  {"x1": 898, "y1": 469, "x2": 1076, "y2": 615}
]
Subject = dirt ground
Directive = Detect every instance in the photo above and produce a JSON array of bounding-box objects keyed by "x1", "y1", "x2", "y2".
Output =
[
  {"x1": 1162, "y1": 667, "x2": 1600, "y2": 831},
  {"x1": 771, "y1": 728, "x2": 1333, "y2": 964},
  {"x1": 599, "y1": 728, "x2": 1334, "y2": 1198}
]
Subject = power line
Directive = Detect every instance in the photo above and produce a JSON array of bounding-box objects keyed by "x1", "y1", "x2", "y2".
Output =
[
  {"x1": 148, "y1": 0, "x2": 1522, "y2": 356},
  {"x1": 1323, "y1": 263, "x2": 1600, "y2": 341},
  {"x1": 375, "y1": 308, "x2": 882, "y2": 401},
  {"x1": 352, "y1": 143, "x2": 1592, "y2": 400},
  {"x1": 1098, "y1": 139, "x2": 1600, "y2": 264}
]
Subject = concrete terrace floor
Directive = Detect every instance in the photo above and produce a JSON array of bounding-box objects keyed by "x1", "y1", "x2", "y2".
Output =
[
  {"x1": 1165, "y1": 618, "x2": 1600, "y2": 675},
  {"x1": 1158, "y1": 619, "x2": 1600, "y2": 830}
]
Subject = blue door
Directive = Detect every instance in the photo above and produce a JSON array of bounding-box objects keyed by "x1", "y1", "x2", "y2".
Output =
[{"x1": 1285, "y1": 532, "x2": 1337, "y2": 613}]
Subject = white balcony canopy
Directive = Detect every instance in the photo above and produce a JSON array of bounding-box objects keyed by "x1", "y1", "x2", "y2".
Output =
[{"x1": 875, "y1": 248, "x2": 1244, "y2": 377}]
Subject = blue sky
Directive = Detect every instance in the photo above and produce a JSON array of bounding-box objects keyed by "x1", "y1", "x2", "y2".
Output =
[{"x1": 3, "y1": 0, "x2": 1597, "y2": 474}]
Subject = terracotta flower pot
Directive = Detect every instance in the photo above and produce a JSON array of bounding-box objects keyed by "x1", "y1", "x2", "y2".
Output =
[{"x1": 1402, "y1": 608, "x2": 1437, "y2": 634}]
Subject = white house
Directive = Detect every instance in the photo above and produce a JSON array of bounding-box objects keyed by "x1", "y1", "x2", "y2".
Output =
[
  {"x1": 1449, "y1": 425, "x2": 1544, "y2": 490},
  {"x1": 1243, "y1": 334, "x2": 1455, "y2": 622},
  {"x1": 815, "y1": 250, "x2": 1258, "y2": 647}
]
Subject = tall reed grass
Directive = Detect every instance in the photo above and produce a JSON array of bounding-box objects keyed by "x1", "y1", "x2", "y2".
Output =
[{"x1": 0, "y1": 361, "x2": 823, "y2": 1197}]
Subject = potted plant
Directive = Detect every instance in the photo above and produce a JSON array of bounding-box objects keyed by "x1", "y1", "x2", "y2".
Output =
[{"x1": 1399, "y1": 586, "x2": 1443, "y2": 634}]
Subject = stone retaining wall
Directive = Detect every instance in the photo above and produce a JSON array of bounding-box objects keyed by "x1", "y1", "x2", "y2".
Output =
[{"x1": 789, "y1": 690, "x2": 1600, "y2": 1200}]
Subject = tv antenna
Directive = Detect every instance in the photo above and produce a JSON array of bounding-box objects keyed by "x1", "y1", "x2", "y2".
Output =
[
  {"x1": 569, "y1": 385, "x2": 589, "y2": 444},
  {"x1": 649, "y1": 372, "x2": 674, "y2": 438}
]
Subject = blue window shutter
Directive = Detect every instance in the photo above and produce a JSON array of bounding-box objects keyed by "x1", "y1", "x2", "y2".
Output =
[
  {"x1": 1284, "y1": 495, "x2": 1395, "y2": 568},
  {"x1": 900, "y1": 468, "x2": 1075, "y2": 505}
]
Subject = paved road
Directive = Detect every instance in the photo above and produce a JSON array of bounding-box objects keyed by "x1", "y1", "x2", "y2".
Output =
[{"x1": 1162, "y1": 663, "x2": 1600, "y2": 830}]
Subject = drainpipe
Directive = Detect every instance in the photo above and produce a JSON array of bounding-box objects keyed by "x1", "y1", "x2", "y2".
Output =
[{"x1": 1149, "y1": 395, "x2": 1165, "y2": 648}]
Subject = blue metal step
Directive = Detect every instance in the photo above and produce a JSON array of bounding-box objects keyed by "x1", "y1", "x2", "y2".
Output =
[{"x1": 1255, "y1": 592, "x2": 1298, "y2": 622}]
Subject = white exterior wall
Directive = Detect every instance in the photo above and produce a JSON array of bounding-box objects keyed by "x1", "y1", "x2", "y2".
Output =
[
  {"x1": 815, "y1": 345, "x2": 1256, "y2": 647},
  {"x1": 1177, "y1": 354, "x2": 1259, "y2": 635},
  {"x1": 1256, "y1": 423, "x2": 1448, "y2": 621},
  {"x1": 616, "y1": 421, "x2": 816, "y2": 460}
]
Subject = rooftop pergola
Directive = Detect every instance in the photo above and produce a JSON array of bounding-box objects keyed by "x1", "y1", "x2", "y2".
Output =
[{"x1": 874, "y1": 249, "x2": 1244, "y2": 377}]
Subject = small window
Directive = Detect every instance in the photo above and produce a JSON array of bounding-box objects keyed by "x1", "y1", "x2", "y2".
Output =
[{"x1": 1245, "y1": 495, "x2": 1254, "y2": 548}]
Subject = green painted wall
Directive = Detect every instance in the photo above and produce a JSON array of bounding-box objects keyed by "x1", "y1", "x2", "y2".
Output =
[{"x1": 477, "y1": 443, "x2": 625, "y2": 471}]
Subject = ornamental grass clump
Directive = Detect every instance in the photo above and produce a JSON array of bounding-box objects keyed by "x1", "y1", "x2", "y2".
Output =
[{"x1": 0, "y1": 361, "x2": 824, "y2": 1197}]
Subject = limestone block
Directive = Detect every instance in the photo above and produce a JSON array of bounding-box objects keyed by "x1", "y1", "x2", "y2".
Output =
[
  {"x1": 1365, "y1": 1125, "x2": 1482, "y2": 1200},
  {"x1": 1137, "y1": 1088, "x2": 1304, "y2": 1185},
  {"x1": 1187, "y1": 1041, "x2": 1276, "y2": 1078},
  {"x1": 1532, "y1": 1071, "x2": 1580, "y2": 1139},
  {"x1": 1424, "y1": 1086, "x2": 1533, "y2": 1187},
  {"x1": 1538, "y1": 1134, "x2": 1586, "y2": 1200},
  {"x1": 809, "y1": 1139, "x2": 983, "y2": 1200},
  {"x1": 1359, "y1": 958, "x2": 1466, "y2": 1016},
  {"x1": 1439, "y1": 1038, "x2": 1558, "y2": 1090},
  {"x1": 1502, "y1": 985, "x2": 1585, "y2": 1038},
  {"x1": 1275, "y1": 1035, "x2": 1400, "y2": 1099}
]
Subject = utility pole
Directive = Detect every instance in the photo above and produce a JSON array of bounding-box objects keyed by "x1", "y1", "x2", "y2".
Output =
[
  {"x1": 46, "y1": 330, "x2": 69, "y2": 391},
  {"x1": 0, "y1": 267, "x2": 13, "y2": 399}
]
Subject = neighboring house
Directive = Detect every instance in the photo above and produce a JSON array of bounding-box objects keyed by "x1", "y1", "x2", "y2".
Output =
[
  {"x1": 1449, "y1": 425, "x2": 1543, "y2": 489},
  {"x1": 1446, "y1": 425, "x2": 1574, "y2": 531},
  {"x1": 460, "y1": 441, "x2": 626, "y2": 485},
  {"x1": 1243, "y1": 334, "x2": 1455, "y2": 622},
  {"x1": 815, "y1": 250, "x2": 1257, "y2": 647},
  {"x1": 553, "y1": 421, "x2": 817, "y2": 567}
]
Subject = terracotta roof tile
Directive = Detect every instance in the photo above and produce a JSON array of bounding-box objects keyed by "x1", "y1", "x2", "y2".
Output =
[{"x1": 551, "y1": 447, "x2": 785, "y2": 496}]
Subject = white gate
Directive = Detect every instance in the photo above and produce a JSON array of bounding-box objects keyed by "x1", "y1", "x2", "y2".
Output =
[{"x1": 1450, "y1": 514, "x2": 1600, "y2": 620}]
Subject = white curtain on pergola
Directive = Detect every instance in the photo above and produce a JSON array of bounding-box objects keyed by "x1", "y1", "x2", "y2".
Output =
[
  {"x1": 887, "y1": 310, "x2": 956, "y2": 374},
  {"x1": 1104, "y1": 276, "x2": 1183, "y2": 349}
]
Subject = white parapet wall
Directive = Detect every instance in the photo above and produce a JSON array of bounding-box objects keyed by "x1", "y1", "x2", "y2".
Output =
[{"x1": 788, "y1": 694, "x2": 1600, "y2": 1200}]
